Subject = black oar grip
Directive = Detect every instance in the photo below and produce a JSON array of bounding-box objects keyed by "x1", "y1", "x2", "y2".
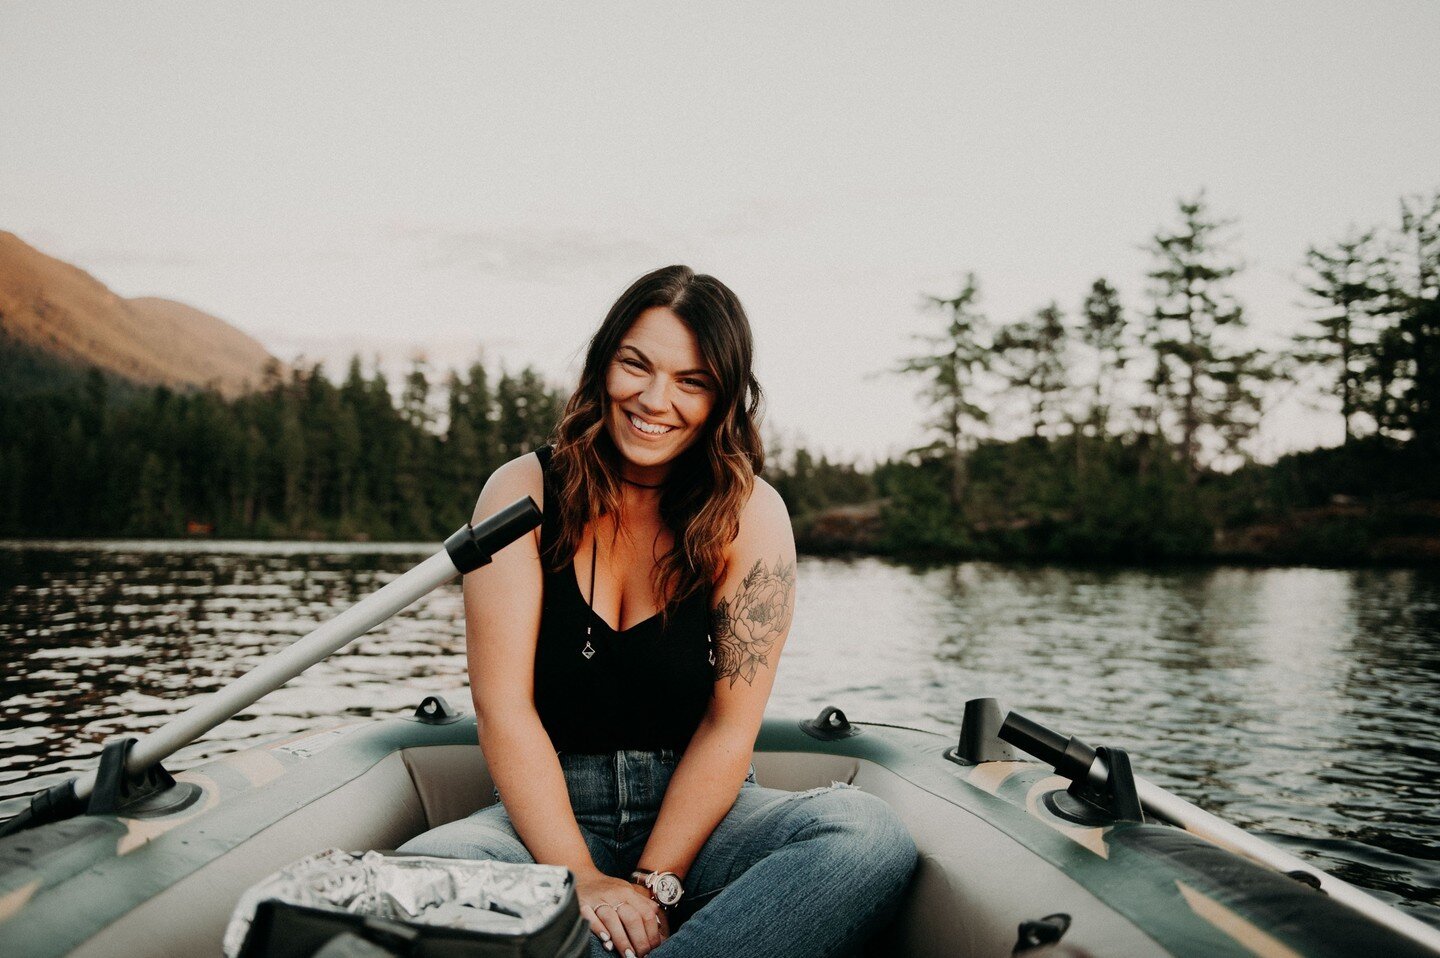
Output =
[
  {"x1": 999, "y1": 711, "x2": 1100, "y2": 783},
  {"x1": 444, "y1": 496, "x2": 543, "y2": 575}
]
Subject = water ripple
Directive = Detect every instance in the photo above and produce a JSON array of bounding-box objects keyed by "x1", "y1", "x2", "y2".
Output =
[{"x1": 0, "y1": 544, "x2": 1437, "y2": 928}]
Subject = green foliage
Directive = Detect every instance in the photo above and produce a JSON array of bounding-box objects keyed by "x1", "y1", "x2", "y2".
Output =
[
  {"x1": 874, "y1": 455, "x2": 973, "y2": 555},
  {"x1": 1143, "y1": 191, "x2": 1267, "y2": 475},
  {"x1": 7, "y1": 184, "x2": 1439, "y2": 564},
  {"x1": 788, "y1": 185, "x2": 1440, "y2": 564},
  {"x1": 896, "y1": 273, "x2": 993, "y2": 508},
  {"x1": 993, "y1": 303, "x2": 1069, "y2": 438},
  {"x1": 1292, "y1": 228, "x2": 1394, "y2": 443},
  {"x1": 871, "y1": 437, "x2": 1211, "y2": 562},
  {"x1": 1079, "y1": 277, "x2": 1127, "y2": 439},
  {"x1": 0, "y1": 355, "x2": 566, "y2": 540},
  {"x1": 767, "y1": 444, "x2": 876, "y2": 518},
  {"x1": 1380, "y1": 190, "x2": 1440, "y2": 452}
]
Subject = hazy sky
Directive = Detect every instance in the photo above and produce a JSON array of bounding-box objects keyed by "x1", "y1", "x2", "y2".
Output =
[{"x1": 4, "y1": 2, "x2": 1438, "y2": 462}]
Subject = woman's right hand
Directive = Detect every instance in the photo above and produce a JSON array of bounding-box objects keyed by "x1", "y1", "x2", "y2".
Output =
[{"x1": 575, "y1": 869, "x2": 669, "y2": 957}]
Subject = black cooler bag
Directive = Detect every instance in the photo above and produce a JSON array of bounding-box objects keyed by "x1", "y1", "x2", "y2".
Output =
[{"x1": 225, "y1": 850, "x2": 589, "y2": 958}]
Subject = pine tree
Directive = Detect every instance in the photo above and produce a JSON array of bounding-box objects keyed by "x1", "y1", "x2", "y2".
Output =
[
  {"x1": 1080, "y1": 278, "x2": 1127, "y2": 439},
  {"x1": 277, "y1": 404, "x2": 306, "y2": 532},
  {"x1": 495, "y1": 367, "x2": 563, "y2": 460},
  {"x1": 1391, "y1": 190, "x2": 1440, "y2": 451},
  {"x1": 993, "y1": 302, "x2": 1068, "y2": 439},
  {"x1": 450, "y1": 360, "x2": 499, "y2": 472},
  {"x1": 401, "y1": 358, "x2": 435, "y2": 433},
  {"x1": 1294, "y1": 229, "x2": 1394, "y2": 444},
  {"x1": 897, "y1": 273, "x2": 993, "y2": 509},
  {"x1": 1144, "y1": 192, "x2": 1262, "y2": 475}
]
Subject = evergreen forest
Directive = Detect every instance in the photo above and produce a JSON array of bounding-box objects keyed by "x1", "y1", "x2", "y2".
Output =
[
  {"x1": 3, "y1": 188, "x2": 1438, "y2": 564},
  {"x1": 0, "y1": 356, "x2": 562, "y2": 542}
]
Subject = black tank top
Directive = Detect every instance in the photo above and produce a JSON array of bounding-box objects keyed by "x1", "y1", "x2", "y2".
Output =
[{"x1": 531, "y1": 446, "x2": 715, "y2": 753}]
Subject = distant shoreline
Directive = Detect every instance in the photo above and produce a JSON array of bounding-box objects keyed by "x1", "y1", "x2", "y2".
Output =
[
  {"x1": 789, "y1": 498, "x2": 1440, "y2": 568},
  {"x1": 4, "y1": 523, "x2": 1439, "y2": 569}
]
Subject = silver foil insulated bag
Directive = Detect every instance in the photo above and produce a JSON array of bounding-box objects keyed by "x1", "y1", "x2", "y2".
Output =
[{"x1": 224, "y1": 849, "x2": 587, "y2": 958}]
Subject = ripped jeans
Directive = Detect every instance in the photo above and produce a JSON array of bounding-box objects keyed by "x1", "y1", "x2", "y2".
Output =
[{"x1": 397, "y1": 749, "x2": 917, "y2": 958}]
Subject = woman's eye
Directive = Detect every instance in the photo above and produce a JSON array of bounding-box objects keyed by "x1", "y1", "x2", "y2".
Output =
[
  {"x1": 620, "y1": 358, "x2": 645, "y2": 370},
  {"x1": 681, "y1": 378, "x2": 710, "y2": 390}
]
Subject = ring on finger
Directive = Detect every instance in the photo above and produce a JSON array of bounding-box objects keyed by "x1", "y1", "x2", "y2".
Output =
[{"x1": 594, "y1": 902, "x2": 614, "y2": 914}]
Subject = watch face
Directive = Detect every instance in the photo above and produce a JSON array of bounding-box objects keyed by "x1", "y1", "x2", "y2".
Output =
[{"x1": 654, "y1": 873, "x2": 683, "y2": 905}]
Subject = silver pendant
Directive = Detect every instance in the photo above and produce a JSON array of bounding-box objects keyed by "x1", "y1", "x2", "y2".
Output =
[{"x1": 582, "y1": 627, "x2": 595, "y2": 659}]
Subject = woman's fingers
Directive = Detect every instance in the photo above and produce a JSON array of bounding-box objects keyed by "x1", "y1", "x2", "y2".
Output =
[
  {"x1": 644, "y1": 905, "x2": 668, "y2": 950},
  {"x1": 593, "y1": 902, "x2": 633, "y2": 955},
  {"x1": 614, "y1": 899, "x2": 654, "y2": 956},
  {"x1": 581, "y1": 902, "x2": 612, "y2": 950},
  {"x1": 627, "y1": 884, "x2": 667, "y2": 950}
]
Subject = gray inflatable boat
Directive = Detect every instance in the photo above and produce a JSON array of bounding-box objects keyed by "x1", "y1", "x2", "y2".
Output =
[{"x1": 2, "y1": 500, "x2": 1438, "y2": 957}]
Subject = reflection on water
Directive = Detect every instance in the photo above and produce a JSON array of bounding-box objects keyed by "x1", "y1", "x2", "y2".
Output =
[{"x1": 2, "y1": 542, "x2": 1437, "y2": 927}]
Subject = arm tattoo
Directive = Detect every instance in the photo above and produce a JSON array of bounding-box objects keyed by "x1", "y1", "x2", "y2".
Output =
[{"x1": 711, "y1": 557, "x2": 796, "y2": 688}]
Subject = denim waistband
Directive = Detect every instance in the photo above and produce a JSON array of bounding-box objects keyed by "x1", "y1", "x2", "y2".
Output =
[{"x1": 558, "y1": 749, "x2": 679, "y2": 818}]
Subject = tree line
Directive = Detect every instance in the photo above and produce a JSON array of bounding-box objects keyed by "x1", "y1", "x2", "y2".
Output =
[
  {"x1": 2, "y1": 186, "x2": 1435, "y2": 561},
  {"x1": 769, "y1": 187, "x2": 1440, "y2": 561},
  {"x1": 0, "y1": 357, "x2": 563, "y2": 540}
]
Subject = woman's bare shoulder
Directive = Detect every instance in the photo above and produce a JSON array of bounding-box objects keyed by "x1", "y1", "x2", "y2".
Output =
[
  {"x1": 473, "y1": 450, "x2": 546, "y2": 521},
  {"x1": 730, "y1": 475, "x2": 793, "y2": 549}
]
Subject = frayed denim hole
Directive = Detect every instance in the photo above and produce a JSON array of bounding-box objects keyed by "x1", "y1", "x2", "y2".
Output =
[{"x1": 795, "y1": 781, "x2": 858, "y2": 799}]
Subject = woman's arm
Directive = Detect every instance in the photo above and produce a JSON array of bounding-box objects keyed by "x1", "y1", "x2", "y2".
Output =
[
  {"x1": 635, "y1": 478, "x2": 798, "y2": 881},
  {"x1": 467, "y1": 456, "x2": 669, "y2": 955},
  {"x1": 465, "y1": 455, "x2": 596, "y2": 876}
]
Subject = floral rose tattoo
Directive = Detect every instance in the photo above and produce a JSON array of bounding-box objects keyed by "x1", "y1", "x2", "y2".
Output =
[{"x1": 711, "y1": 557, "x2": 796, "y2": 688}]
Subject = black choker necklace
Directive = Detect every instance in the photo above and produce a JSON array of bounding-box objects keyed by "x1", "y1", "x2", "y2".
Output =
[{"x1": 623, "y1": 477, "x2": 666, "y2": 490}]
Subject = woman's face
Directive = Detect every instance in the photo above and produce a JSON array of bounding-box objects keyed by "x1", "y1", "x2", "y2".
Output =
[{"x1": 605, "y1": 306, "x2": 717, "y2": 477}]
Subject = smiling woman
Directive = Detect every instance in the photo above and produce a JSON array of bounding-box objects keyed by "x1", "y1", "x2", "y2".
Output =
[{"x1": 397, "y1": 265, "x2": 918, "y2": 957}]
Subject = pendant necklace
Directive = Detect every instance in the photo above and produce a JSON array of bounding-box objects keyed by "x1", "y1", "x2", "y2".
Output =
[{"x1": 581, "y1": 536, "x2": 598, "y2": 660}]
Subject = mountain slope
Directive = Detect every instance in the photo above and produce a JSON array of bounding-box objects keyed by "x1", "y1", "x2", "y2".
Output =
[{"x1": 0, "y1": 231, "x2": 276, "y2": 397}]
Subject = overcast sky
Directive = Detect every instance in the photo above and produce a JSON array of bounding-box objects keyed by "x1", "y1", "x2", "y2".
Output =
[{"x1": 3, "y1": 2, "x2": 1438, "y2": 462}]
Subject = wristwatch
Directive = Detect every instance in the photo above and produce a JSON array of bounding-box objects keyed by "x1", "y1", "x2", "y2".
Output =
[{"x1": 631, "y1": 867, "x2": 685, "y2": 908}]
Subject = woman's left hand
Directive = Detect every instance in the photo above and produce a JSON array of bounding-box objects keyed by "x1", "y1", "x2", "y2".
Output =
[{"x1": 577, "y1": 870, "x2": 669, "y2": 956}]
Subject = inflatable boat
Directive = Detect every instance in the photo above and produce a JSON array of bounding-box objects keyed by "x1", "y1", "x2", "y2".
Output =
[{"x1": 2, "y1": 500, "x2": 1438, "y2": 957}]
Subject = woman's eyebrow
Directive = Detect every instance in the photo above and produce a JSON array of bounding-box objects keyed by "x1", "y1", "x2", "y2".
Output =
[{"x1": 618, "y1": 344, "x2": 712, "y2": 379}]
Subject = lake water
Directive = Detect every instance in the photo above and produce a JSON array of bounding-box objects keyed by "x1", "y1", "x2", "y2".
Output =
[{"x1": 1, "y1": 541, "x2": 1437, "y2": 928}]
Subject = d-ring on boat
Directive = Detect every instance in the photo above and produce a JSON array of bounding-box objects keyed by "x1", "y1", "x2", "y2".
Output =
[{"x1": 1, "y1": 499, "x2": 1437, "y2": 957}]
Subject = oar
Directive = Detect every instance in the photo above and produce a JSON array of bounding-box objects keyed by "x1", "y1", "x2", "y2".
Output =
[
  {"x1": 1000, "y1": 709, "x2": 1440, "y2": 953},
  {"x1": 0, "y1": 496, "x2": 541, "y2": 836}
]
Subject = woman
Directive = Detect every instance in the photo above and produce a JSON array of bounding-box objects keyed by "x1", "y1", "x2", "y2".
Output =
[{"x1": 400, "y1": 266, "x2": 916, "y2": 957}]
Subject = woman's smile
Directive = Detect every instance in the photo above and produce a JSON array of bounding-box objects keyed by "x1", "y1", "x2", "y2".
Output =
[{"x1": 626, "y1": 412, "x2": 677, "y2": 437}]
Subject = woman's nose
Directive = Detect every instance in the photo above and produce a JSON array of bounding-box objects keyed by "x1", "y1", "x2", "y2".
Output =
[{"x1": 638, "y1": 376, "x2": 669, "y2": 413}]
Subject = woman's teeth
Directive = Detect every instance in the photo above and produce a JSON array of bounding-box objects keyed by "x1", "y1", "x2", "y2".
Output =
[{"x1": 629, "y1": 413, "x2": 675, "y2": 436}]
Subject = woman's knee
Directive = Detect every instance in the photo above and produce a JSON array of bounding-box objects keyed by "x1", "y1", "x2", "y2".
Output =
[
  {"x1": 796, "y1": 786, "x2": 917, "y2": 884},
  {"x1": 396, "y1": 809, "x2": 533, "y2": 864}
]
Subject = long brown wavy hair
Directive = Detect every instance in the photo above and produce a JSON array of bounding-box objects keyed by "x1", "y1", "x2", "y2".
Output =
[{"x1": 547, "y1": 265, "x2": 764, "y2": 617}]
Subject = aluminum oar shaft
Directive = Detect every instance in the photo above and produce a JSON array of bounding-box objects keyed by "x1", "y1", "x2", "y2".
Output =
[
  {"x1": 65, "y1": 495, "x2": 542, "y2": 805},
  {"x1": 70, "y1": 548, "x2": 460, "y2": 802}
]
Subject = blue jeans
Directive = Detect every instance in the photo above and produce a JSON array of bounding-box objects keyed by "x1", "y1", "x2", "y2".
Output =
[{"x1": 398, "y1": 750, "x2": 917, "y2": 958}]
